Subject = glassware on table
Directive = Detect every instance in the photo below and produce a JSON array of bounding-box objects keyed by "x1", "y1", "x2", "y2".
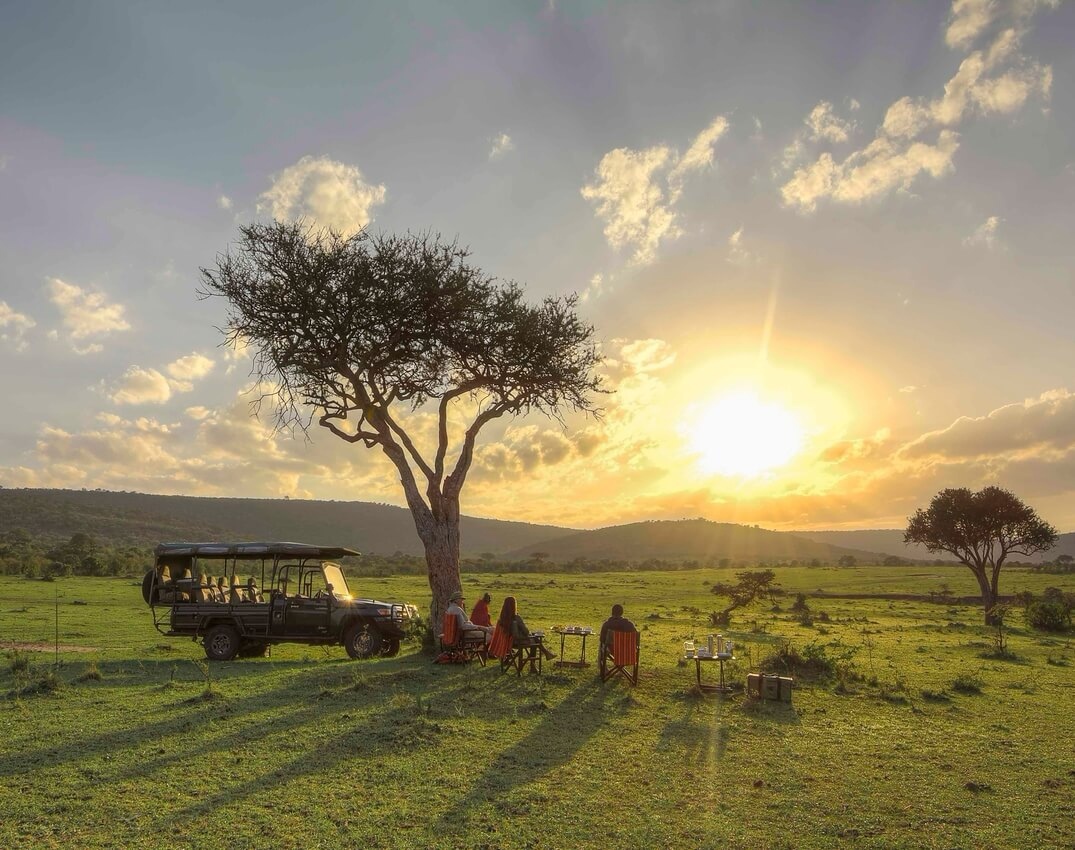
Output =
[{"x1": 684, "y1": 640, "x2": 695, "y2": 657}]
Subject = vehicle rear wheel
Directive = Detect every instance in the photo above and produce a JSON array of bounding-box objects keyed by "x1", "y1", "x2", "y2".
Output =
[
  {"x1": 204, "y1": 624, "x2": 240, "y2": 661},
  {"x1": 344, "y1": 622, "x2": 383, "y2": 660},
  {"x1": 381, "y1": 638, "x2": 401, "y2": 657},
  {"x1": 141, "y1": 570, "x2": 157, "y2": 605},
  {"x1": 237, "y1": 641, "x2": 269, "y2": 658}
]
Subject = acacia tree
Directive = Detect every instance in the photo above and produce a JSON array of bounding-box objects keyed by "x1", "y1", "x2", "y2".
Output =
[
  {"x1": 200, "y1": 222, "x2": 602, "y2": 627},
  {"x1": 905, "y1": 486, "x2": 1057, "y2": 625}
]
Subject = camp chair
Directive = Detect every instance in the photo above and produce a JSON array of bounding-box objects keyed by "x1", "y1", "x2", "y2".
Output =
[
  {"x1": 488, "y1": 624, "x2": 542, "y2": 676},
  {"x1": 600, "y1": 630, "x2": 639, "y2": 686},
  {"x1": 436, "y1": 613, "x2": 486, "y2": 665}
]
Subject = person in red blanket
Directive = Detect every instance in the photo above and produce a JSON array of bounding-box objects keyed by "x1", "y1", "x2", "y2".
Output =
[{"x1": 469, "y1": 592, "x2": 493, "y2": 628}]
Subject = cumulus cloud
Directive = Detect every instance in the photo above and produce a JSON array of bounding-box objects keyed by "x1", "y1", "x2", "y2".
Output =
[
  {"x1": 109, "y1": 367, "x2": 173, "y2": 405},
  {"x1": 963, "y1": 215, "x2": 1002, "y2": 249},
  {"x1": 109, "y1": 352, "x2": 216, "y2": 405},
  {"x1": 806, "y1": 101, "x2": 856, "y2": 143},
  {"x1": 0, "y1": 301, "x2": 35, "y2": 351},
  {"x1": 781, "y1": 0, "x2": 1055, "y2": 212},
  {"x1": 581, "y1": 116, "x2": 729, "y2": 264},
  {"x1": 165, "y1": 352, "x2": 215, "y2": 391},
  {"x1": 488, "y1": 132, "x2": 515, "y2": 160},
  {"x1": 258, "y1": 155, "x2": 386, "y2": 237},
  {"x1": 46, "y1": 278, "x2": 130, "y2": 354},
  {"x1": 900, "y1": 389, "x2": 1075, "y2": 462},
  {"x1": 217, "y1": 194, "x2": 233, "y2": 210}
]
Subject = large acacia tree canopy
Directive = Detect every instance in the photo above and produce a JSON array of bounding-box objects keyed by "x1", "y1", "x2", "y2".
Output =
[
  {"x1": 905, "y1": 486, "x2": 1057, "y2": 567},
  {"x1": 199, "y1": 222, "x2": 603, "y2": 439}
]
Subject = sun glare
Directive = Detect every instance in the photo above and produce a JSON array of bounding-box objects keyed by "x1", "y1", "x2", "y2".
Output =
[{"x1": 688, "y1": 391, "x2": 805, "y2": 478}]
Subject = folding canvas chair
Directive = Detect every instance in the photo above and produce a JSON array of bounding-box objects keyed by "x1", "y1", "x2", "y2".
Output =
[
  {"x1": 488, "y1": 624, "x2": 540, "y2": 676},
  {"x1": 600, "y1": 630, "x2": 639, "y2": 685},
  {"x1": 436, "y1": 612, "x2": 486, "y2": 665}
]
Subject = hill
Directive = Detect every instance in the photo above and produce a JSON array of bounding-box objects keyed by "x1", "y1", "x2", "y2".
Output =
[
  {"x1": 793, "y1": 528, "x2": 1075, "y2": 564},
  {"x1": 0, "y1": 489, "x2": 572, "y2": 557},
  {"x1": 502, "y1": 519, "x2": 885, "y2": 564}
]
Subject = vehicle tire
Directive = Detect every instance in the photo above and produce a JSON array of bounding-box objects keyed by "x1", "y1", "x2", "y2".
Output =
[
  {"x1": 237, "y1": 641, "x2": 270, "y2": 658},
  {"x1": 204, "y1": 624, "x2": 241, "y2": 661},
  {"x1": 141, "y1": 570, "x2": 157, "y2": 605},
  {"x1": 344, "y1": 622, "x2": 383, "y2": 660},
  {"x1": 381, "y1": 638, "x2": 401, "y2": 658}
]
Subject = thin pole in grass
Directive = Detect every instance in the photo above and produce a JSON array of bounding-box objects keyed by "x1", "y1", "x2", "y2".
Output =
[{"x1": 54, "y1": 584, "x2": 59, "y2": 669}]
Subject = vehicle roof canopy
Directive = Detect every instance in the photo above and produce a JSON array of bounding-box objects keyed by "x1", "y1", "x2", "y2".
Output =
[{"x1": 154, "y1": 542, "x2": 360, "y2": 560}]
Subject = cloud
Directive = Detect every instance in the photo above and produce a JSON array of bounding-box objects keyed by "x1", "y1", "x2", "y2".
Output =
[
  {"x1": 781, "y1": 0, "x2": 1055, "y2": 212},
  {"x1": 0, "y1": 301, "x2": 35, "y2": 351},
  {"x1": 0, "y1": 154, "x2": 9, "y2": 171},
  {"x1": 806, "y1": 101, "x2": 856, "y2": 143},
  {"x1": 899, "y1": 389, "x2": 1075, "y2": 462},
  {"x1": 899, "y1": 385, "x2": 918, "y2": 394},
  {"x1": 668, "y1": 115, "x2": 730, "y2": 198},
  {"x1": 109, "y1": 367, "x2": 173, "y2": 405},
  {"x1": 488, "y1": 132, "x2": 515, "y2": 160},
  {"x1": 165, "y1": 352, "x2": 215, "y2": 391},
  {"x1": 580, "y1": 272, "x2": 611, "y2": 303},
  {"x1": 46, "y1": 278, "x2": 130, "y2": 354},
  {"x1": 258, "y1": 155, "x2": 386, "y2": 237},
  {"x1": 581, "y1": 115, "x2": 729, "y2": 264},
  {"x1": 109, "y1": 353, "x2": 215, "y2": 404},
  {"x1": 726, "y1": 226, "x2": 758, "y2": 266},
  {"x1": 217, "y1": 194, "x2": 233, "y2": 210},
  {"x1": 963, "y1": 215, "x2": 1002, "y2": 249}
]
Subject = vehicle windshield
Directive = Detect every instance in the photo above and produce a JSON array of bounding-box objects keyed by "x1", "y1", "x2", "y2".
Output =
[{"x1": 322, "y1": 563, "x2": 351, "y2": 600}]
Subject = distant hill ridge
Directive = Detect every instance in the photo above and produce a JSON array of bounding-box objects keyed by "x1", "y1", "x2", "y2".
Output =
[
  {"x1": 504, "y1": 518, "x2": 886, "y2": 563},
  {"x1": 3, "y1": 488, "x2": 1069, "y2": 564}
]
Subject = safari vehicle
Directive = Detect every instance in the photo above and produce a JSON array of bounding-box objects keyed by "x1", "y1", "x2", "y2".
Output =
[{"x1": 142, "y1": 542, "x2": 419, "y2": 661}]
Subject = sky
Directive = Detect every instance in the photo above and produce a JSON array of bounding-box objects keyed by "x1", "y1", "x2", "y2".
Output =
[{"x1": 2, "y1": 0, "x2": 1074, "y2": 532}]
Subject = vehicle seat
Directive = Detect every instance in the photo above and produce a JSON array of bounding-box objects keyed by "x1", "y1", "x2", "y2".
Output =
[
  {"x1": 157, "y1": 565, "x2": 176, "y2": 603},
  {"x1": 246, "y1": 577, "x2": 263, "y2": 604},
  {"x1": 197, "y1": 574, "x2": 218, "y2": 603},
  {"x1": 176, "y1": 568, "x2": 194, "y2": 602},
  {"x1": 229, "y1": 574, "x2": 246, "y2": 604}
]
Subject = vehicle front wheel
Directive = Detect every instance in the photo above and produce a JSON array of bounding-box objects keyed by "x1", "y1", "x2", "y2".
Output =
[
  {"x1": 381, "y1": 638, "x2": 401, "y2": 658},
  {"x1": 344, "y1": 622, "x2": 383, "y2": 660},
  {"x1": 204, "y1": 624, "x2": 241, "y2": 661}
]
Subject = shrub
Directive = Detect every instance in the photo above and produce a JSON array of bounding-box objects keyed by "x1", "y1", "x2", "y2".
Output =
[
  {"x1": 790, "y1": 593, "x2": 809, "y2": 613},
  {"x1": 760, "y1": 641, "x2": 856, "y2": 682},
  {"x1": 1025, "y1": 601, "x2": 1071, "y2": 632},
  {"x1": 952, "y1": 674, "x2": 983, "y2": 695}
]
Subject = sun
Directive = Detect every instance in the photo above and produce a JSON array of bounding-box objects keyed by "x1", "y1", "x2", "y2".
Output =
[{"x1": 687, "y1": 390, "x2": 805, "y2": 478}]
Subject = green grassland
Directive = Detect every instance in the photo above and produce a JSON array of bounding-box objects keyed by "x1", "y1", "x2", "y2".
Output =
[{"x1": 2, "y1": 566, "x2": 1073, "y2": 850}]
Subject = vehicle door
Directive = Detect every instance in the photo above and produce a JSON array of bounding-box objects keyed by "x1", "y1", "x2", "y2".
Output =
[{"x1": 281, "y1": 565, "x2": 333, "y2": 636}]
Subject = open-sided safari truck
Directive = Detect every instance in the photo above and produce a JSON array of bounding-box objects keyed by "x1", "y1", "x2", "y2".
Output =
[{"x1": 142, "y1": 542, "x2": 419, "y2": 661}]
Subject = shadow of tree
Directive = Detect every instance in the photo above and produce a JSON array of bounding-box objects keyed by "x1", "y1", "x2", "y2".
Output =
[{"x1": 437, "y1": 677, "x2": 611, "y2": 828}]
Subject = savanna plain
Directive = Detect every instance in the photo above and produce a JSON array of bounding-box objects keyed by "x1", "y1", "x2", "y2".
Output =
[{"x1": 2, "y1": 567, "x2": 1073, "y2": 850}]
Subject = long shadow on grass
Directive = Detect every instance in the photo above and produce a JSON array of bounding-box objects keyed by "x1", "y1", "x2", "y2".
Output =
[
  {"x1": 0, "y1": 653, "x2": 435, "y2": 781},
  {"x1": 437, "y1": 677, "x2": 610, "y2": 828},
  {"x1": 151, "y1": 661, "x2": 572, "y2": 823}
]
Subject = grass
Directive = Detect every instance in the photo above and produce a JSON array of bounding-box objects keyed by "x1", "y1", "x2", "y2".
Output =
[{"x1": 0, "y1": 567, "x2": 1073, "y2": 849}]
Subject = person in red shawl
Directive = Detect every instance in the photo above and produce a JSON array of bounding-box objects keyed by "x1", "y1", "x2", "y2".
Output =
[{"x1": 469, "y1": 592, "x2": 493, "y2": 628}]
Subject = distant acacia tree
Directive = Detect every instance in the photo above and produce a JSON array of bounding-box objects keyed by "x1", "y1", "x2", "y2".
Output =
[
  {"x1": 905, "y1": 486, "x2": 1057, "y2": 625},
  {"x1": 200, "y1": 222, "x2": 602, "y2": 628}
]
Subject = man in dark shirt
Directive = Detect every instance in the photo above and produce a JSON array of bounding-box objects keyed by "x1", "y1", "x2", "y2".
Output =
[{"x1": 599, "y1": 604, "x2": 637, "y2": 662}]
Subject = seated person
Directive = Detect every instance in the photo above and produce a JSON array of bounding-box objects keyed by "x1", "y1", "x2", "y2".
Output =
[
  {"x1": 446, "y1": 591, "x2": 491, "y2": 645},
  {"x1": 599, "y1": 604, "x2": 638, "y2": 662},
  {"x1": 469, "y1": 592, "x2": 493, "y2": 628},
  {"x1": 498, "y1": 595, "x2": 556, "y2": 661}
]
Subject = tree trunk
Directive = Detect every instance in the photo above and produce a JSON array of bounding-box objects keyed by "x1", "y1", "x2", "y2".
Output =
[
  {"x1": 972, "y1": 569, "x2": 999, "y2": 625},
  {"x1": 415, "y1": 514, "x2": 462, "y2": 637}
]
